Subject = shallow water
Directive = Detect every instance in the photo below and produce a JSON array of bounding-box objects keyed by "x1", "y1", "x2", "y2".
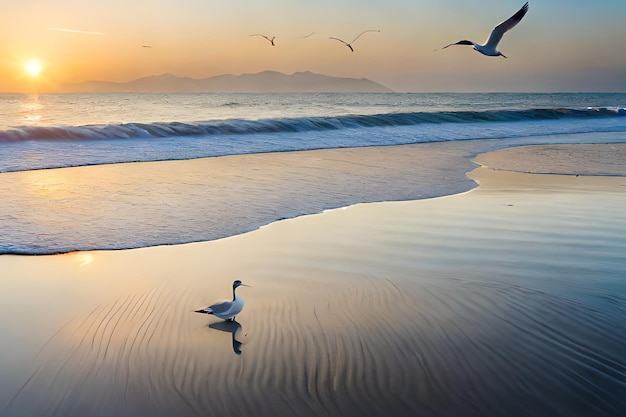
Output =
[
  {"x1": 1, "y1": 168, "x2": 624, "y2": 417},
  {"x1": 2, "y1": 134, "x2": 626, "y2": 255},
  {"x1": 1, "y1": 92, "x2": 626, "y2": 255}
]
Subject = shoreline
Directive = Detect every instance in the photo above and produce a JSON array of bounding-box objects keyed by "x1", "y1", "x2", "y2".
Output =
[
  {"x1": 2, "y1": 141, "x2": 626, "y2": 256},
  {"x1": 1, "y1": 143, "x2": 625, "y2": 416}
]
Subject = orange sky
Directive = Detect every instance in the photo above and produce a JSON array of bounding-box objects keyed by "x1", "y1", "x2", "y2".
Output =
[{"x1": 2, "y1": 0, "x2": 626, "y2": 93}]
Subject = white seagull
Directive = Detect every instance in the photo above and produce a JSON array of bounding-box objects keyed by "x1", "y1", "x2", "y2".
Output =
[
  {"x1": 442, "y1": 2, "x2": 529, "y2": 58},
  {"x1": 195, "y1": 280, "x2": 250, "y2": 321},
  {"x1": 250, "y1": 34, "x2": 276, "y2": 46},
  {"x1": 329, "y1": 29, "x2": 380, "y2": 52}
]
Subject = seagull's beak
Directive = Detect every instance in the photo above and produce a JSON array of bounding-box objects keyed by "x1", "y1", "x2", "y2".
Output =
[{"x1": 241, "y1": 284, "x2": 251, "y2": 287}]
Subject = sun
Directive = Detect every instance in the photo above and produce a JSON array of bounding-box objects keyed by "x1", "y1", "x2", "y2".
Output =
[{"x1": 25, "y1": 59, "x2": 43, "y2": 77}]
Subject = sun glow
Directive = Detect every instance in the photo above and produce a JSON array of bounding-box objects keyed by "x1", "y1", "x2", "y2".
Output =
[{"x1": 25, "y1": 59, "x2": 43, "y2": 77}]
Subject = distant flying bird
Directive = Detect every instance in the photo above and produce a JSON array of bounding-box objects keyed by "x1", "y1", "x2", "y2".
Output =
[
  {"x1": 195, "y1": 280, "x2": 250, "y2": 321},
  {"x1": 329, "y1": 29, "x2": 380, "y2": 52},
  {"x1": 441, "y1": 2, "x2": 529, "y2": 58},
  {"x1": 250, "y1": 34, "x2": 276, "y2": 46},
  {"x1": 141, "y1": 45, "x2": 152, "y2": 48},
  {"x1": 302, "y1": 32, "x2": 315, "y2": 38}
]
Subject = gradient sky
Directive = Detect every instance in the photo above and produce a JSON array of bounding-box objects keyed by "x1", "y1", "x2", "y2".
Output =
[{"x1": 2, "y1": 0, "x2": 625, "y2": 93}]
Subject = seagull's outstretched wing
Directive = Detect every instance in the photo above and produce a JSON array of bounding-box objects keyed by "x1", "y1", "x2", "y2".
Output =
[
  {"x1": 329, "y1": 36, "x2": 348, "y2": 45},
  {"x1": 329, "y1": 36, "x2": 354, "y2": 51},
  {"x1": 484, "y1": 2, "x2": 529, "y2": 49},
  {"x1": 350, "y1": 29, "x2": 380, "y2": 44},
  {"x1": 441, "y1": 40, "x2": 475, "y2": 50},
  {"x1": 250, "y1": 34, "x2": 275, "y2": 44}
]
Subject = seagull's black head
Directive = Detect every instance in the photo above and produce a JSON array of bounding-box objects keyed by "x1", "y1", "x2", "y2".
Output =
[{"x1": 233, "y1": 280, "x2": 250, "y2": 289}]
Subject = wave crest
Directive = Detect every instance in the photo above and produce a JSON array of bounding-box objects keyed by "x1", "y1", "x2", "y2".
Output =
[{"x1": 1, "y1": 107, "x2": 624, "y2": 142}]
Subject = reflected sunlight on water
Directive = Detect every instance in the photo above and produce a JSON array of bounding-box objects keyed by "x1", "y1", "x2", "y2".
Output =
[{"x1": 18, "y1": 95, "x2": 43, "y2": 125}]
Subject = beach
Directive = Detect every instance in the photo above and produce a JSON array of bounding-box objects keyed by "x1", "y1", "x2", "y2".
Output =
[
  {"x1": 1, "y1": 143, "x2": 625, "y2": 417},
  {"x1": 2, "y1": 0, "x2": 626, "y2": 412}
]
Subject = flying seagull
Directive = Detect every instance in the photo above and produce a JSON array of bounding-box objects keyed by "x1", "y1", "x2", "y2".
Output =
[
  {"x1": 195, "y1": 280, "x2": 250, "y2": 321},
  {"x1": 250, "y1": 34, "x2": 276, "y2": 46},
  {"x1": 302, "y1": 32, "x2": 316, "y2": 38},
  {"x1": 441, "y1": 2, "x2": 529, "y2": 58},
  {"x1": 329, "y1": 29, "x2": 380, "y2": 52}
]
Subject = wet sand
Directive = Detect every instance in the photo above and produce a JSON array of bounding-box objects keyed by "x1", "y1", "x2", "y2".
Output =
[
  {"x1": 1, "y1": 144, "x2": 625, "y2": 416},
  {"x1": 475, "y1": 143, "x2": 626, "y2": 176}
]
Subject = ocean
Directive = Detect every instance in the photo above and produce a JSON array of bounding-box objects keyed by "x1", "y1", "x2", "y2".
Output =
[
  {"x1": 2, "y1": 93, "x2": 626, "y2": 172},
  {"x1": 1, "y1": 92, "x2": 625, "y2": 255}
]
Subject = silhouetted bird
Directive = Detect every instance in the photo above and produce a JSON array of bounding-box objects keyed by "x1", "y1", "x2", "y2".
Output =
[
  {"x1": 329, "y1": 29, "x2": 380, "y2": 52},
  {"x1": 250, "y1": 34, "x2": 276, "y2": 46}
]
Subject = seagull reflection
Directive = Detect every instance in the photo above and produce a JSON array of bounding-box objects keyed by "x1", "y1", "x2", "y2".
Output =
[{"x1": 208, "y1": 320, "x2": 245, "y2": 355}]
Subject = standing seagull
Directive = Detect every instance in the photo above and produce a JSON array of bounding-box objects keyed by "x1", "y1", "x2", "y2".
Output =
[
  {"x1": 329, "y1": 29, "x2": 380, "y2": 52},
  {"x1": 195, "y1": 280, "x2": 250, "y2": 321},
  {"x1": 250, "y1": 34, "x2": 276, "y2": 46},
  {"x1": 442, "y1": 2, "x2": 529, "y2": 58}
]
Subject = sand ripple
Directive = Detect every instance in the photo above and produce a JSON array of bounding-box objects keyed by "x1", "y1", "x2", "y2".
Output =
[{"x1": 4, "y1": 272, "x2": 624, "y2": 417}]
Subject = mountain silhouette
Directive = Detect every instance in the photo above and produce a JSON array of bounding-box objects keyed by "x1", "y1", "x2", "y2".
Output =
[{"x1": 66, "y1": 71, "x2": 392, "y2": 93}]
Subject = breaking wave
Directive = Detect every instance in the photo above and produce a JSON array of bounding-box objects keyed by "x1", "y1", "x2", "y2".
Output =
[{"x1": 1, "y1": 107, "x2": 624, "y2": 142}]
